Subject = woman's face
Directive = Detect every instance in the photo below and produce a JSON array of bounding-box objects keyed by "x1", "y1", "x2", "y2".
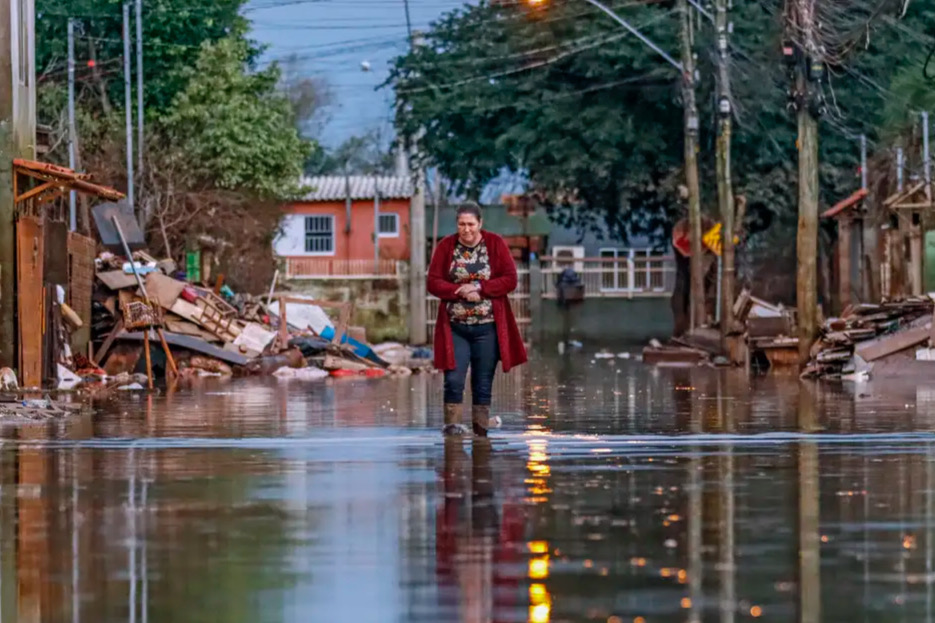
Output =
[{"x1": 457, "y1": 213, "x2": 482, "y2": 245}]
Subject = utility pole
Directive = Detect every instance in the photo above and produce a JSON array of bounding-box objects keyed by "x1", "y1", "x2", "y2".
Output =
[
  {"x1": 678, "y1": 0, "x2": 705, "y2": 330},
  {"x1": 374, "y1": 177, "x2": 381, "y2": 269},
  {"x1": 915, "y1": 111, "x2": 930, "y2": 295},
  {"x1": 714, "y1": 0, "x2": 735, "y2": 342},
  {"x1": 68, "y1": 18, "x2": 77, "y2": 231},
  {"x1": 407, "y1": 28, "x2": 428, "y2": 345},
  {"x1": 896, "y1": 147, "x2": 904, "y2": 193},
  {"x1": 0, "y1": 0, "x2": 36, "y2": 369},
  {"x1": 135, "y1": 0, "x2": 144, "y2": 184},
  {"x1": 789, "y1": 0, "x2": 822, "y2": 365},
  {"x1": 123, "y1": 3, "x2": 135, "y2": 212},
  {"x1": 403, "y1": 0, "x2": 414, "y2": 46},
  {"x1": 860, "y1": 135, "x2": 867, "y2": 190}
]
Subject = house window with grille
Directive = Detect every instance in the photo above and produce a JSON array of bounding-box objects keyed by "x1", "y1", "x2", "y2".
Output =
[
  {"x1": 378, "y1": 213, "x2": 399, "y2": 237},
  {"x1": 304, "y1": 215, "x2": 334, "y2": 254}
]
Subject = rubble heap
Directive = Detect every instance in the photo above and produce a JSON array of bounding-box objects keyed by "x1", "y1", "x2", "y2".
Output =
[
  {"x1": 84, "y1": 250, "x2": 433, "y2": 387},
  {"x1": 802, "y1": 298, "x2": 934, "y2": 379}
]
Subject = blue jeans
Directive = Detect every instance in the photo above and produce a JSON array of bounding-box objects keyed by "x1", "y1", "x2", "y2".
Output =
[{"x1": 444, "y1": 322, "x2": 500, "y2": 406}]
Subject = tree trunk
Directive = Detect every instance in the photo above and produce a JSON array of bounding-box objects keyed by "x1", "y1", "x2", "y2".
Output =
[
  {"x1": 796, "y1": 70, "x2": 820, "y2": 365},
  {"x1": 678, "y1": 0, "x2": 705, "y2": 330},
  {"x1": 715, "y1": 0, "x2": 735, "y2": 342}
]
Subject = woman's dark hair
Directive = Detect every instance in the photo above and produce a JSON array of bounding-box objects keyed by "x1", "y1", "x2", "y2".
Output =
[{"x1": 456, "y1": 201, "x2": 483, "y2": 221}]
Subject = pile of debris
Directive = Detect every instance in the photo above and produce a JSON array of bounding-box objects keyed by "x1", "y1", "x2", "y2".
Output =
[
  {"x1": 47, "y1": 202, "x2": 435, "y2": 390},
  {"x1": 802, "y1": 297, "x2": 934, "y2": 380},
  {"x1": 642, "y1": 289, "x2": 798, "y2": 369},
  {"x1": 642, "y1": 328, "x2": 727, "y2": 367},
  {"x1": 88, "y1": 255, "x2": 433, "y2": 386}
]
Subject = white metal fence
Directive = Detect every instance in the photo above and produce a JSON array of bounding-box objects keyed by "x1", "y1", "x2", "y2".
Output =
[
  {"x1": 540, "y1": 255, "x2": 676, "y2": 298},
  {"x1": 283, "y1": 258, "x2": 404, "y2": 279}
]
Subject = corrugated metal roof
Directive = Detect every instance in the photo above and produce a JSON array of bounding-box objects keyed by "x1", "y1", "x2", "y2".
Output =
[{"x1": 300, "y1": 175, "x2": 413, "y2": 201}]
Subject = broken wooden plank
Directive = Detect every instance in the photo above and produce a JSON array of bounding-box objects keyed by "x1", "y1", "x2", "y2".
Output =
[
  {"x1": 163, "y1": 318, "x2": 221, "y2": 342},
  {"x1": 855, "y1": 324, "x2": 931, "y2": 362},
  {"x1": 93, "y1": 318, "x2": 124, "y2": 366},
  {"x1": 747, "y1": 316, "x2": 790, "y2": 338},
  {"x1": 817, "y1": 349, "x2": 852, "y2": 363},
  {"x1": 642, "y1": 347, "x2": 707, "y2": 366},
  {"x1": 97, "y1": 270, "x2": 139, "y2": 291},
  {"x1": 144, "y1": 272, "x2": 186, "y2": 310}
]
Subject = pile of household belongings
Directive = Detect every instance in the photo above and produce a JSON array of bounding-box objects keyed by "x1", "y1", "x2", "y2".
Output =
[
  {"x1": 642, "y1": 289, "x2": 796, "y2": 368},
  {"x1": 88, "y1": 253, "x2": 432, "y2": 385},
  {"x1": 801, "y1": 297, "x2": 935, "y2": 380}
]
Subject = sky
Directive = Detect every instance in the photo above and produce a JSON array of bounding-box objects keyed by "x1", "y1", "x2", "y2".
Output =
[{"x1": 246, "y1": 0, "x2": 470, "y2": 148}]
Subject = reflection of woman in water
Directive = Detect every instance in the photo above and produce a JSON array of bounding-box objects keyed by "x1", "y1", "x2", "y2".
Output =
[
  {"x1": 428, "y1": 202, "x2": 528, "y2": 436},
  {"x1": 435, "y1": 439, "x2": 523, "y2": 621}
]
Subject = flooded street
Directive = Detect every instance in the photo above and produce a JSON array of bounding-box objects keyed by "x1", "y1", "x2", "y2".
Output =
[{"x1": 2, "y1": 351, "x2": 935, "y2": 623}]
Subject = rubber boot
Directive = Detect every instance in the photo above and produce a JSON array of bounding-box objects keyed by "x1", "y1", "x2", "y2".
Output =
[
  {"x1": 443, "y1": 403, "x2": 470, "y2": 436},
  {"x1": 471, "y1": 405, "x2": 502, "y2": 437}
]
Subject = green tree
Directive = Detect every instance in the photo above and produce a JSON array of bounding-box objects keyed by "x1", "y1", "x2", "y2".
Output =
[
  {"x1": 36, "y1": 0, "x2": 253, "y2": 112},
  {"x1": 34, "y1": 3, "x2": 321, "y2": 291},
  {"x1": 389, "y1": 0, "x2": 935, "y2": 299},
  {"x1": 161, "y1": 37, "x2": 311, "y2": 197}
]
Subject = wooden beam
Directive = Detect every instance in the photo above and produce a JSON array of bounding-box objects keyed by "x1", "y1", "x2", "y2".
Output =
[
  {"x1": 884, "y1": 181, "x2": 926, "y2": 208},
  {"x1": 891, "y1": 202, "x2": 935, "y2": 210},
  {"x1": 93, "y1": 318, "x2": 124, "y2": 367},
  {"x1": 14, "y1": 180, "x2": 56, "y2": 204}
]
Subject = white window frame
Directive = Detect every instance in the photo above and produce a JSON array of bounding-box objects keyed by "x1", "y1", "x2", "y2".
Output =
[
  {"x1": 598, "y1": 248, "x2": 626, "y2": 292},
  {"x1": 303, "y1": 215, "x2": 335, "y2": 256},
  {"x1": 377, "y1": 212, "x2": 399, "y2": 238}
]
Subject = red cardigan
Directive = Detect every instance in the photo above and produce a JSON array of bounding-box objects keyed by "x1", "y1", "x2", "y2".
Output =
[{"x1": 427, "y1": 231, "x2": 528, "y2": 373}]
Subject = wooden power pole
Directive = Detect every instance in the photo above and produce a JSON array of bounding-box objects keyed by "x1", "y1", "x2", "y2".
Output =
[
  {"x1": 715, "y1": 0, "x2": 735, "y2": 341},
  {"x1": 789, "y1": 0, "x2": 822, "y2": 365},
  {"x1": 678, "y1": 0, "x2": 705, "y2": 330}
]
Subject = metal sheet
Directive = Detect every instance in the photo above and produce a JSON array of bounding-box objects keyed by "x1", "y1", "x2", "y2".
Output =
[
  {"x1": 116, "y1": 331, "x2": 250, "y2": 366},
  {"x1": 91, "y1": 201, "x2": 145, "y2": 254},
  {"x1": 17, "y1": 217, "x2": 45, "y2": 388}
]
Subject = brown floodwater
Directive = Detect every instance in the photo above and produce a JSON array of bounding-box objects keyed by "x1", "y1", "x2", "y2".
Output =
[{"x1": 1, "y1": 350, "x2": 934, "y2": 623}]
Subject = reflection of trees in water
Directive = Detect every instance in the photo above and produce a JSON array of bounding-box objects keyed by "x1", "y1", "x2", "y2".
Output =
[{"x1": 0, "y1": 434, "x2": 310, "y2": 623}]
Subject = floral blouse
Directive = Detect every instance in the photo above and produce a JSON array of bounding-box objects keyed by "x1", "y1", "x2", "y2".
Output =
[{"x1": 447, "y1": 240, "x2": 494, "y2": 324}]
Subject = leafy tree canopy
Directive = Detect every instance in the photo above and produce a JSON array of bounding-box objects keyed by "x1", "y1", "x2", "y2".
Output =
[{"x1": 388, "y1": 0, "x2": 935, "y2": 246}]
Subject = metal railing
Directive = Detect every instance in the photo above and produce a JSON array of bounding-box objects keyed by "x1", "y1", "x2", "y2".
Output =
[
  {"x1": 426, "y1": 265, "x2": 531, "y2": 339},
  {"x1": 283, "y1": 258, "x2": 403, "y2": 279},
  {"x1": 540, "y1": 255, "x2": 676, "y2": 298}
]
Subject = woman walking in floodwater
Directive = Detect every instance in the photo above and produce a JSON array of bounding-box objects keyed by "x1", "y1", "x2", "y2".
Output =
[{"x1": 428, "y1": 201, "x2": 528, "y2": 436}]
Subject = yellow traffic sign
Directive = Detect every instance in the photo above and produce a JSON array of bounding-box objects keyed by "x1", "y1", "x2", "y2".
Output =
[
  {"x1": 703, "y1": 223, "x2": 723, "y2": 256},
  {"x1": 702, "y1": 222, "x2": 739, "y2": 256}
]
